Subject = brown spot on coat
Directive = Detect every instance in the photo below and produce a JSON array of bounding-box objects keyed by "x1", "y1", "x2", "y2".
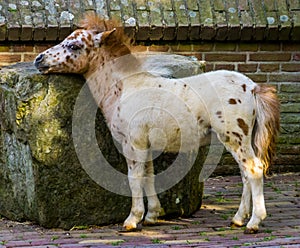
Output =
[
  {"x1": 242, "y1": 84, "x2": 246, "y2": 92},
  {"x1": 232, "y1": 131, "x2": 243, "y2": 141},
  {"x1": 229, "y1": 98, "x2": 237, "y2": 104},
  {"x1": 237, "y1": 118, "x2": 249, "y2": 136},
  {"x1": 216, "y1": 111, "x2": 222, "y2": 115}
]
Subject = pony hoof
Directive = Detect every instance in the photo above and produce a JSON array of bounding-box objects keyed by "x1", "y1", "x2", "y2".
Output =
[
  {"x1": 244, "y1": 227, "x2": 258, "y2": 234},
  {"x1": 119, "y1": 225, "x2": 139, "y2": 232},
  {"x1": 230, "y1": 221, "x2": 244, "y2": 228},
  {"x1": 121, "y1": 222, "x2": 139, "y2": 232}
]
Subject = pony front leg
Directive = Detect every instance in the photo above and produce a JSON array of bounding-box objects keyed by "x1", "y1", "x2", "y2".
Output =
[
  {"x1": 123, "y1": 159, "x2": 145, "y2": 231},
  {"x1": 143, "y1": 161, "x2": 161, "y2": 226}
]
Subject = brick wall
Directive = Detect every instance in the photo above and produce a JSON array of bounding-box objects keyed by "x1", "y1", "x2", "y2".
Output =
[{"x1": 0, "y1": 41, "x2": 299, "y2": 174}]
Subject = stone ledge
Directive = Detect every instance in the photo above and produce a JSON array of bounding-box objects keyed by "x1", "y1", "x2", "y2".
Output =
[{"x1": 0, "y1": 0, "x2": 299, "y2": 41}]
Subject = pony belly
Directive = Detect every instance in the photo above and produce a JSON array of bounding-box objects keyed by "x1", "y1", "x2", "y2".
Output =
[{"x1": 148, "y1": 125, "x2": 209, "y2": 153}]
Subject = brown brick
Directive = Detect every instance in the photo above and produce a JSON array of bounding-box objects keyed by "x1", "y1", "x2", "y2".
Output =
[
  {"x1": 269, "y1": 73, "x2": 300, "y2": 82},
  {"x1": 169, "y1": 43, "x2": 180, "y2": 52},
  {"x1": 204, "y1": 63, "x2": 214, "y2": 72},
  {"x1": 281, "y1": 63, "x2": 300, "y2": 72},
  {"x1": 0, "y1": 54, "x2": 22, "y2": 63},
  {"x1": 148, "y1": 45, "x2": 169, "y2": 52},
  {"x1": 215, "y1": 64, "x2": 235, "y2": 70},
  {"x1": 238, "y1": 63, "x2": 258, "y2": 72},
  {"x1": 24, "y1": 54, "x2": 38, "y2": 62},
  {"x1": 11, "y1": 45, "x2": 34, "y2": 53},
  {"x1": 292, "y1": 53, "x2": 300, "y2": 61},
  {"x1": 249, "y1": 53, "x2": 291, "y2": 61},
  {"x1": 260, "y1": 63, "x2": 280, "y2": 72},
  {"x1": 282, "y1": 43, "x2": 300, "y2": 51},
  {"x1": 238, "y1": 43, "x2": 259, "y2": 51},
  {"x1": 245, "y1": 73, "x2": 268, "y2": 83},
  {"x1": 205, "y1": 53, "x2": 246, "y2": 62},
  {"x1": 260, "y1": 43, "x2": 281, "y2": 51},
  {"x1": 170, "y1": 43, "x2": 193, "y2": 52},
  {"x1": 214, "y1": 42, "x2": 237, "y2": 51},
  {"x1": 35, "y1": 44, "x2": 55, "y2": 53},
  {"x1": 0, "y1": 46, "x2": 10, "y2": 53},
  {"x1": 178, "y1": 43, "x2": 193, "y2": 52},
  {"x1": 193, "y1": 42, "x2": 214, "y2": 52}
]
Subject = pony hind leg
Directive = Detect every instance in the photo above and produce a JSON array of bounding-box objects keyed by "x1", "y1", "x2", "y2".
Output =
[
  {"x1": 243, "y1": 156, "x2": 267, "y2": 234},
  {"x1": 231, "y1": 171, "x2": 251, "y2": 227},
  {"x1": 234, "y1": 149, "x2": 266, "y2": 233},
  {"x1": 219, "y1": 134, "x2": 266, "y2": 233}
]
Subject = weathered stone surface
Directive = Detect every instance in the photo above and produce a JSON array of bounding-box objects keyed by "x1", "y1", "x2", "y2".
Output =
[{"x1": 0, "y1": 55, "x2": 205, "y2": 229}]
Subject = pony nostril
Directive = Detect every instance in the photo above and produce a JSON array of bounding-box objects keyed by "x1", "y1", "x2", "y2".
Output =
[{"x1": 35, "y1": 53, "x2": 44, "y2": 63}]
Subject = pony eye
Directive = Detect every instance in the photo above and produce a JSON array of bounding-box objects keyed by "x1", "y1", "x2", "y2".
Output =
[{"x1": 68, "y1": 44, "x2": 81, "y2": 51}]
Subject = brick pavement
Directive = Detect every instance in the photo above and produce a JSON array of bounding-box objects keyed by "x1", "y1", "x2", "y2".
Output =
[{"x1": 0, "y1": 173, "x2": 299, "y2": 247}]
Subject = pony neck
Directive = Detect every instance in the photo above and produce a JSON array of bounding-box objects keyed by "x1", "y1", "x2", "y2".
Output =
[{"x1": 83, "y1": 44, "x2": 139, "y2": 125}]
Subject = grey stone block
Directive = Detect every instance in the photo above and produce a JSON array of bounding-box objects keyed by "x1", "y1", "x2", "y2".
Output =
[{"x1": 0, "y1": 54, "x2": 205, "y2": 229}]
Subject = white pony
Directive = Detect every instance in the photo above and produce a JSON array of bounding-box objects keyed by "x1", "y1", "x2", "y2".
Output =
[{"x1": 34, "y1": 14, "x2": 280, "y2": 234}]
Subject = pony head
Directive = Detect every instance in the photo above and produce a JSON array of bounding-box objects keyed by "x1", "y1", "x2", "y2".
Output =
[{"x1": 34, "y1": 14, "x2": 130, "y2": 74}]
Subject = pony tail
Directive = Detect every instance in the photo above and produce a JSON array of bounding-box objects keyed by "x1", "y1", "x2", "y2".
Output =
[{"x1": 252, "y1": 85, "x2": 280, "y2": 176}]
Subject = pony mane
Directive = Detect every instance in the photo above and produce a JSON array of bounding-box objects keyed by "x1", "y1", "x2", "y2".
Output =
[{"x1": 79, "y1": 13, "x2": 131, "y2": 45}]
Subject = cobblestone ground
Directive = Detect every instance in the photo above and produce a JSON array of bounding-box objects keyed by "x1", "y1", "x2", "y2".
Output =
[{"x1": 0, "y1": 173, "x2": 299, "y2": 248}]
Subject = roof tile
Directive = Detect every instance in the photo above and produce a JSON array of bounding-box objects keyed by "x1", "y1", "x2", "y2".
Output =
[{"x1": 0, "y1": 0, "x2": 299, "y2": 41}]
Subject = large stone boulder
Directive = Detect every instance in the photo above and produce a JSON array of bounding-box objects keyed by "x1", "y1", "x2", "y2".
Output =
[{"x1": 0, "y1": 54, "x2": 206, "y2": 229}]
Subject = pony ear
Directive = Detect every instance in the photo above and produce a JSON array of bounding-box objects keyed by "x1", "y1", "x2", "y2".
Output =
[{"x1": 94, "y1": 28, "x2": 116, "y2": 47}]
